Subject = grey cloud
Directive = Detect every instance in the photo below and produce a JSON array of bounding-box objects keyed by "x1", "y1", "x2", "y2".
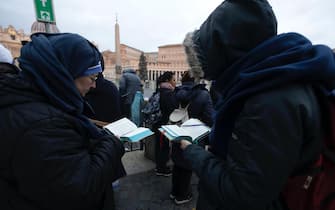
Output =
[{"x1": 1, "y1": 0, "x2": 334, "y2": 52}]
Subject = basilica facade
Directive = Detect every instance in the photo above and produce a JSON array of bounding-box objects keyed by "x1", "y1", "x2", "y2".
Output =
[
  {"x1": 0, "y1": 24, "x2": 189, "y2": 87},
  {"x1": 102, "y1": 43, "x2": 189, "y2": 83},
  {"x1": 0, "y1": 25, "x2": 30, "y2": 59}
]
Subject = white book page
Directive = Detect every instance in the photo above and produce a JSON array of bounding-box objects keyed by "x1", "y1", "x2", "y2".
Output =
[
  {"x1": 181, "y1": 126, "x2": 209, "y2": 141},
  {"x1": 181, "y1": 118, "x2": 204, "y2": 127},
  {"x1": 104, "y1": 118, "x2": 137, "y2": 137},
  {"x1": 181, "y1": 118, "x2": 210, "y2": 141},
  {"x1": 161, "y1": 125, "x2": 190, "y2": 138},
  {"x1": 122, "y1": 127, "x2": 149, "y2": 138}
]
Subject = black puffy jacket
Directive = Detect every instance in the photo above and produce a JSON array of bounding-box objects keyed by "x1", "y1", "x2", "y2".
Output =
[
  {"x1": 158, "y1": 87, "x2": 178, "y2": 125},
  {"x1": 175, "y1": 82, "x2": 214, "y2": 126},
  {"x1": 0, "y1": 73, "x2": 126, "y2": 210}
]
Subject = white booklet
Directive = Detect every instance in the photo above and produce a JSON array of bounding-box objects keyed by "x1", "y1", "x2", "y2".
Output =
[
  {"x1": 159, "y1": 118, "x2": 211, "y2": 144},
  {"x1": 103, "y1": 117, "x2": 154, "y2": 142}
]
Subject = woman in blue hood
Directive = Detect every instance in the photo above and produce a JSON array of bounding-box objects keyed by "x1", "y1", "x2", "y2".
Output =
[
  {"x1": 0, "y1": 33, "x2": 126, "y2": 210},
  {"x1": 179, "y1": 0, "x2": 335, "y2": 209}
]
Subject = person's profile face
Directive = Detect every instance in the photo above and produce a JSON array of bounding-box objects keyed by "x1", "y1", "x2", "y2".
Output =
[
  {"x1": 74, "y1": 73, "x2": 98, "y2": 96},
  {"x1": 169, "y1": 75, "x2": 176, "y2": 88}
]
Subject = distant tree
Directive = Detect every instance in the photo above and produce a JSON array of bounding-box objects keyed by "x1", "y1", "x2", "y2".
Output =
[{"x1": 138, "y1": 52, "x2": 148, "y2": 81}]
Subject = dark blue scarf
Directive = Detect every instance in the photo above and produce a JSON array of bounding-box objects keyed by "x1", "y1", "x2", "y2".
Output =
[
  {"x1": 18, "y1": 33, "x2": 103, "y2": 138},
  {"x1": 210, "y1": 33, "x2": 335, "y2": 158}
]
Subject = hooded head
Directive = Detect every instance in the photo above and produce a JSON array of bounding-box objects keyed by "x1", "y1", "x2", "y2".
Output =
[
  {"x1": 18, "y1": 33, "x2": 104, "y2": 138},
  {"x1": 183, "y1": 0, "x2": 277, "y2": 80},
  {"x1": 30, "y1": 33, "x2": 102, "y2": 79},
  {"x1": 19, "y1": 33, "x2": 102, "y2": 115}
]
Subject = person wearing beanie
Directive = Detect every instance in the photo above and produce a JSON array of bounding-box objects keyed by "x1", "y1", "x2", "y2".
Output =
[
  {"x1": 0, "y1": 33, "x2": 126, "y2": 210},
  {"x1": 180, "y1": 0, "x2": 335, "y2": 209}
]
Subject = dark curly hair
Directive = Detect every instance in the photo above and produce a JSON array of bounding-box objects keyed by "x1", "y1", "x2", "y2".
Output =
[{"x1": 156, "y1": 71, "x2": 175, "y2": 91}]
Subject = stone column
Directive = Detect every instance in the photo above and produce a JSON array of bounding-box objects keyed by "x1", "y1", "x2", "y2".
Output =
[{"x1": 115, "y1": 17, "x2": 122, "y2": 74}]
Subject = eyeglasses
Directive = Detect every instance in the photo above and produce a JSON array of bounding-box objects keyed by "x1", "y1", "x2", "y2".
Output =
[{"x1": 88, "y1": 75, "x2": 98, "y2": 83}]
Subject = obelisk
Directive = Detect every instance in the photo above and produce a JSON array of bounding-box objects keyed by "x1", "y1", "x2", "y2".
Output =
[{"x1": 115, "y1": 15, "x2": 122, "y2": 74}]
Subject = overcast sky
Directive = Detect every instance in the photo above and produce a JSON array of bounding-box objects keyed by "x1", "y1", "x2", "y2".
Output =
[{"x1": 0, "y1": 0, "x2": 334, "y2": 52}]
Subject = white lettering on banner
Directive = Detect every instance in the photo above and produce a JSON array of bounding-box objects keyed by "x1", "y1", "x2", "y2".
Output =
[{"x1": 40, "y1": 0, "x2": 47, "y2": 7}]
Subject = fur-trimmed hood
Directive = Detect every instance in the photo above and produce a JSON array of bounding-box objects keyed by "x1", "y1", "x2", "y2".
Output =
[
  {"x1": 183, "y1": 0, "x2": 277, "y2": 80},
  {"x1": 183, "y1": 31, "x2": 204, "y2": 83}
]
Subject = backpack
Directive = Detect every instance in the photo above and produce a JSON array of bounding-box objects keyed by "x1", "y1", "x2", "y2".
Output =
[
  {"x1": 168, "y1": 103, "x2": 190, "y2": 125},
  {"x1": 281, "y1": 90, "x2": 335, "y2": 210},
  {"x1": 169, "y1": 87, "x2": 200, "y2": 125},
  {"x1": 131, "y1": 91, "x2": 144, "y2": 126},
  {"x1": 142, "y1": 92, "x2": 162, "y2": 129}
]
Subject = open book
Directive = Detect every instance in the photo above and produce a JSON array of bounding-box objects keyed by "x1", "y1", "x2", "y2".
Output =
[
  {"x1": 159, "y1": 118, "x2": 211, "y2": 144},
  {"x1": 103, "y1": 118, "x2": 154, "y2": 142}
]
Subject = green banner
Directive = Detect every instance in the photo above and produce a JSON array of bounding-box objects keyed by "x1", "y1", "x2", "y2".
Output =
[{"x1": 34, "y1": 0, "x2": 55, "y2": 23}]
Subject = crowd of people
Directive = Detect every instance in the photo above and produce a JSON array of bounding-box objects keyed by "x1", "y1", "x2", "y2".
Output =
[{"x1": 1, "y1": 0, "x2": 335, "y2": 210}]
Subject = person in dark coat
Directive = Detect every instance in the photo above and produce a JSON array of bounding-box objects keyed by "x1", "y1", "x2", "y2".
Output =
[
  {"x1": 175, "y1": 72, "x2": 214, "y2": 127},
  {"x1": 119, "y1": 68, "x2": 142, "y2": 119},
  {"x1": 0, "y1": 33, "x2": 126, "y2": 210},
  {"x1": 179, "y1": 0, "x2": 335, "y2": 210},
  {"x1": 154, "y1": 71, "x2": 178, "y2": 176},
  {"x1": 85, "y1": 72, "x2": 122, "y2": 123},
  {"x1": 170, "y1": 71, "x2": 214, "y2": 204}
]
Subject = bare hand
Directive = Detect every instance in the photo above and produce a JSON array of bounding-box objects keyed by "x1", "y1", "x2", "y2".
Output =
[{"x1": 180, "y1": 140, "x2": 192, "y2": 150}]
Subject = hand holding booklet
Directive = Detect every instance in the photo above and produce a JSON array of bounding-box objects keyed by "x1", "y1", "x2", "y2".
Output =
[
  {"x1": 103, "y1": 117, "x2": 154, "y2": 142},
  {"x1": 159, "y1": 118, "x2": 211, "y2": 144}
]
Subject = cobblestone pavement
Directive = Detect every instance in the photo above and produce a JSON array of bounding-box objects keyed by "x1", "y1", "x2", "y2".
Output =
[
  {"x1": 114, "y1": 169, "x2": 199, "y2": 210},
  {"x1": 114, "y1": 148, "x2": 199, "y2": 210}
]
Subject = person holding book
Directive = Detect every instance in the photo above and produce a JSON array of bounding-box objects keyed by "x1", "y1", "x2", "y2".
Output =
[
  {"x1": 180, "y1": 0, "x2": 335, "y2": 210},
  {"x1": 170, "y1": 71, "x2": 214, "y2": 204},
  {"x1": 0, "y1": 33, "x2": 126, "y2": 210},
  {"x1": 154, "y1": 71, "x2": 178, "y2": 176}
]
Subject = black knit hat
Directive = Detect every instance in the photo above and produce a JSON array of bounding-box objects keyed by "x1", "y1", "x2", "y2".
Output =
[{"x1": 184, "y1": 0, "x2": 277, "y2": 80}]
